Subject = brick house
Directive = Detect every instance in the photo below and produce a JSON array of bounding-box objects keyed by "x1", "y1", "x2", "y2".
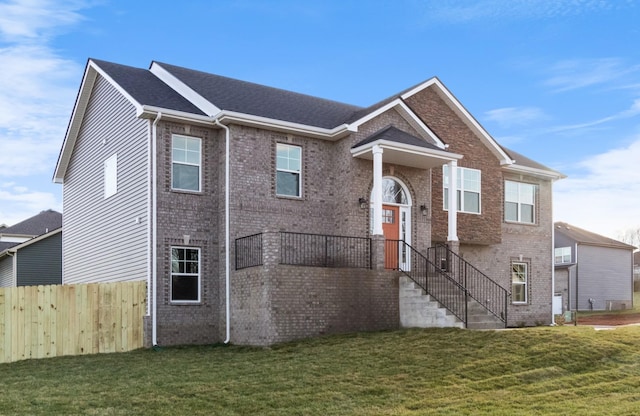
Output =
[{"x1": 54, "y1": 59, "x2": 564, "y2": 346}]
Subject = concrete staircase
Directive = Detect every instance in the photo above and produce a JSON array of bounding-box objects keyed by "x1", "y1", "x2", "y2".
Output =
[
  {"x1": 399, "y1": 275, "x2": 505, "y2": 330},
  {"x1": 399, "y1": 275, "x2": 463, "y2": 328}
]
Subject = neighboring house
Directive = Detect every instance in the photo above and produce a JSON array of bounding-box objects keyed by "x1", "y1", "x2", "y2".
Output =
[
  {"x1": 0, "y1": 210, "x2": 62, "y2": 287},
  {"x1": 554, "y1": 222, "x2": 635, "y2": 312},
  {"x1": 634, "y1": 251, "x2": 640, "y2": 284},
  {"x1": 54, "y1": 59, "x2": 563, "y2": 347}
]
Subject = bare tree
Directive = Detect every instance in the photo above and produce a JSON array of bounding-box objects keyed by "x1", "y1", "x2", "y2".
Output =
[{"x1": 618, "y1": 227, "x2": 640, "y2": 248}]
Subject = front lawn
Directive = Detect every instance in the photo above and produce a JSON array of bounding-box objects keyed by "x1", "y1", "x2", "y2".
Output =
[{"x1": 1, "y1": 327, "x2": 640, "y2": 415}]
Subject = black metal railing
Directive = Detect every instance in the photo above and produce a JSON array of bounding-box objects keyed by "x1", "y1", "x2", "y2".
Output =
[
  {"x1": 235, "y1": 233, "x2": 263, "y2": 270},
  {"x1": 386, "y1": 239, "x2": 468, "y2": 323},
  {"x1": 281, "y1": 232, "x2": 371, "y2": 269},
  {"x1": 427, "y1": 244, "x2": 509, "y2": 325}
]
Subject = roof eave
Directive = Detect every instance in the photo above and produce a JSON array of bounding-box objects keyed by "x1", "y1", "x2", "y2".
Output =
[
  {"x1": 503, "y1": 164, "x2": 566, "y2": 181},
  {"x1": 216, "y1": 111, "x2": 352, "y2": 140}
]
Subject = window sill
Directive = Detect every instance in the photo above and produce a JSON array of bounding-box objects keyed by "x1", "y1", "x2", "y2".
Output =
[
  {"x1": 276, "y1": 194, "x2": 303, "y2": 201},
  {"x1": 171, "y1": 188, "x2": 203, "y2": 195},
  {"x1": 170, "y1": 301, "x2": 202, "y2": 305},
  {"x1": 505, "y1": 220, "x2": 537, "y2": 226}
]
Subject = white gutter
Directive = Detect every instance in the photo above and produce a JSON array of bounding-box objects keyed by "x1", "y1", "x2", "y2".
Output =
[
  {"x1": 215, "y1": 119, "x2": 231, "y2": 344},
  {"x1": 151, "y1": 112, "x2": 162, "y2": 346},
  {"x1": 550, "y1": 191, "x2": 556, "y2": 326}
]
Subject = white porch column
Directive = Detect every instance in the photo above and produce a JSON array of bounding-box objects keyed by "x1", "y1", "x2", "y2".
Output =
[
  {"x1": 447, "y1": 159, "x2": 459, "y2": 242},
  {"x1": 372, "y1": 145, "x2": 384, "y2": 235}
]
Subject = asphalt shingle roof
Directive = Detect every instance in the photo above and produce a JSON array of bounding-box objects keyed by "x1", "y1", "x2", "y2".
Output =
[
  {"x1": 353, "y1": 126, "x2": 442, "y2": 150},
  {"x1": 91, "y1": 59, "x2": 206, "y2": 116},
  {"x1": 1, "y1": 210, "x2": 62, "y2": 237},
  {"x1": 555, "y1": 222, "x2": 635, "y2": 250},
  {"x1": 154, "y1": 62, "x2": 363, "y2": 129}
]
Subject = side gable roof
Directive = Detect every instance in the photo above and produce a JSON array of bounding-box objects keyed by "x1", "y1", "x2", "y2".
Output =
[
  {"x1": 54, "y1": 58, "x2": 561, "y2": 183},
  {"x1": 555, "y1": 222, "x2": 635, "y2": 250},
  {"x1": 152, "y1": 62, "x2": 362, "y2": 129},
  {"x1": 502, "y1": 147, "x2": 565, "y2": 180}
]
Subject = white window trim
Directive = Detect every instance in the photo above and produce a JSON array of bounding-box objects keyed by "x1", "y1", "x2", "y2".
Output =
[
  {"x1": 276, "y1": 143, "x2": 302, "y2": 198},
  {"x1": 104, "y1": 153, "x2": 118, "y2": 199},
  {"x1": 555, "y1": 246, "x2": 571, "y2": 264},
  {"x1": 443, "y1": 166, "x2": 481, "y2": 214},
  {"x1": 170, "y1": 246, "x2": 201, "y2": 304},
  {"x1": 171, "y1": 134, "x2": 202, "y2": 192},
  {"x1": 505, "y1": 180, "x2": 536, "y2": 224},
  {"x1": 511, "y1": 262, "x2": 528, "y2": 304}
]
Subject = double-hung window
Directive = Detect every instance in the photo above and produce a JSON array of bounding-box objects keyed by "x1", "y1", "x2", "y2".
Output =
[
  {"x1": 505, "y1": 181, "x2": 535, "y2": 223},
  {"x1": 170, "y1": 247, "x2": 200, "y2": 303},
  {"x1": 443, "y1": 166, "x2": 481, "y2": 214},
  {"x1": 555, "y1": 247, "x2": 571, "y2": 264},
  {"x1": 172, "y1": 134, "x2": 201, "y2": 192},
  {"x1": 276, "y1": 143, "x2": 301, "y2": 197},
  {"x1": 511, "y1": 262, "x2": 528, "y2": 303}
]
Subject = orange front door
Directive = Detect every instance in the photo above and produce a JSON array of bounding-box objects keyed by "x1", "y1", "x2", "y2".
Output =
[{"x1": 382, "y1": 205, "x2": 400, "y2": 269}]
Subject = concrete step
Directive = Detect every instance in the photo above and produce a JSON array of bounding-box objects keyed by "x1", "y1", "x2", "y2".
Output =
[{"x1": 399, "y1": 276, "x2": 464, "y2": 329}]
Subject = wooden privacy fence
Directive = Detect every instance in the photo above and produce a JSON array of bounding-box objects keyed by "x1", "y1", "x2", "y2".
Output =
[{"x1": 0, "y1": 281, "x2": 146, "y2": 364}]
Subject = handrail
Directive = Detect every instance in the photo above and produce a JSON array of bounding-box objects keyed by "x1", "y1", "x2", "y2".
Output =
[
  {"x1": 386, "y1": 239, "x2": 468, "y2": 324},
  {"x1": 427, "y1": 244, "x2": 509, "y2": 324}
]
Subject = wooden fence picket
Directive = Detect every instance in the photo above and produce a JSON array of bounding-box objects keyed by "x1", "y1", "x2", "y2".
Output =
[{"x1": 0, "y1": 281, "x2": 146, "y2": 364}]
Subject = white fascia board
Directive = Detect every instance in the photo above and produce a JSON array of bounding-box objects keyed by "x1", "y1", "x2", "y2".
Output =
[
  {"x1": 138, "y1": 106, "x2": 215, "y2": 126},
  {"x1": 503, "y1": 164, "x2": 566, "y2": 181},
  {"x1": 348, "y1": 99, "x2": 446, "y2": 149},
  {"x1": 216, "y1": 111, "x2": 352, "y2": 140},
  {"x1": 150, "y1": 62, "x2": 220, "y2": 117},
  {"x1": 54, "y1": 60, "x2": 144, "y2": 183},
  {"x1": 401, "y1": 77, "x2": 513, "y2": 165},
  {"x1": 351, "y1": 138, "x2": 463, "y2": 161}
]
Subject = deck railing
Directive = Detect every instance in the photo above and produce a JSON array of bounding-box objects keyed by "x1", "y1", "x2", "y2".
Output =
[
  {"x1": 280, "y1": 232, "x2": 371, "y2": 269},
  {"x1": 235, "y1": 233, "x2": 263, "y2": 270}
]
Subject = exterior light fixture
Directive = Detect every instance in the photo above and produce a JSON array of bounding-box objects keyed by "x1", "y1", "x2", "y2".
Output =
[
  {"x1": 420, "y1": 204, "x2": 428, "y2": 216},
  {"x1": 359, "y1": 197, "x2": 368, "y2": 209}
]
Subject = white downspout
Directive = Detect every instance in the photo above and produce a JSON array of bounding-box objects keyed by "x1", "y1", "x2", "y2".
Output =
[
  {"x1": 151, "y1": 112, "x2": 162, "y2": 346},
  {"x1": 215, "y1": 119, "x2": 231, "y2": 344}
]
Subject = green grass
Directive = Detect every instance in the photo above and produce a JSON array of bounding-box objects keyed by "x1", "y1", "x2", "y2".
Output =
[{"x1": 2, "y1": 327, "x2": 640, "y2": 415}]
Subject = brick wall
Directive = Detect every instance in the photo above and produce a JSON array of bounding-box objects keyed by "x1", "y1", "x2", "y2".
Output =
[
  {"x1": 153, "y1": 121, "x2": 223, "y2": 346},
  {"x1": 232, "y1": 265, "x2": 400, "y2": 346},
  {"x1": 405, "y1": 86, "x2": 503, "y2": 245}
]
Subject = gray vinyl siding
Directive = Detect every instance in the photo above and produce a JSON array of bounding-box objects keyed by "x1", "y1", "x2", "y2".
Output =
[
  {"x1": 576, "y1": 245, "x2": 633, "y2": 310},
  {"x1": 0, "y1": 255, "x2": 14, "y2": 287},
  {"x1": 63, "y1": 75, "x2": 149, "y2": 284},
  {"x1": 16, "y1": 233, "x2": 62, "y2": 286}
]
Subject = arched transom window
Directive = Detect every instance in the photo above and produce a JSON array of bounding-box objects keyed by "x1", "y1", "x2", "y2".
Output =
[{"x1": 381, "y1": 178, "x2": 409, "y2": 205}]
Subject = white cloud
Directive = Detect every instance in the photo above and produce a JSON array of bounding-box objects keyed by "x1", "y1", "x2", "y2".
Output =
[
  {"x1": 543, "y1": 58, "x2": 640, "y2": 93},
  {"x1": 0, "y1": 0, "x2": 92, "y2": 226},
  {"x1": 546, "y1": 98, "x2": 640, "y2": 134},
  {"x1": 0, "y1": 184, "x2": 60, "y2": 226},
  {"x1": 0, "y1": 0, "x2": 86, "y2": 41},
  {"x1": 484, "y1": 107, "x2": 546, "y2": 128},
  {"x1": 554, "y1": 138, "x2": 640, "y2": 240}
]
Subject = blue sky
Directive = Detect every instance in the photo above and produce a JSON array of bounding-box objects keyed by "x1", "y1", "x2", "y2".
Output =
[{"x1": 1, "y1": 0, "x2": 639, "y2": 240}]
